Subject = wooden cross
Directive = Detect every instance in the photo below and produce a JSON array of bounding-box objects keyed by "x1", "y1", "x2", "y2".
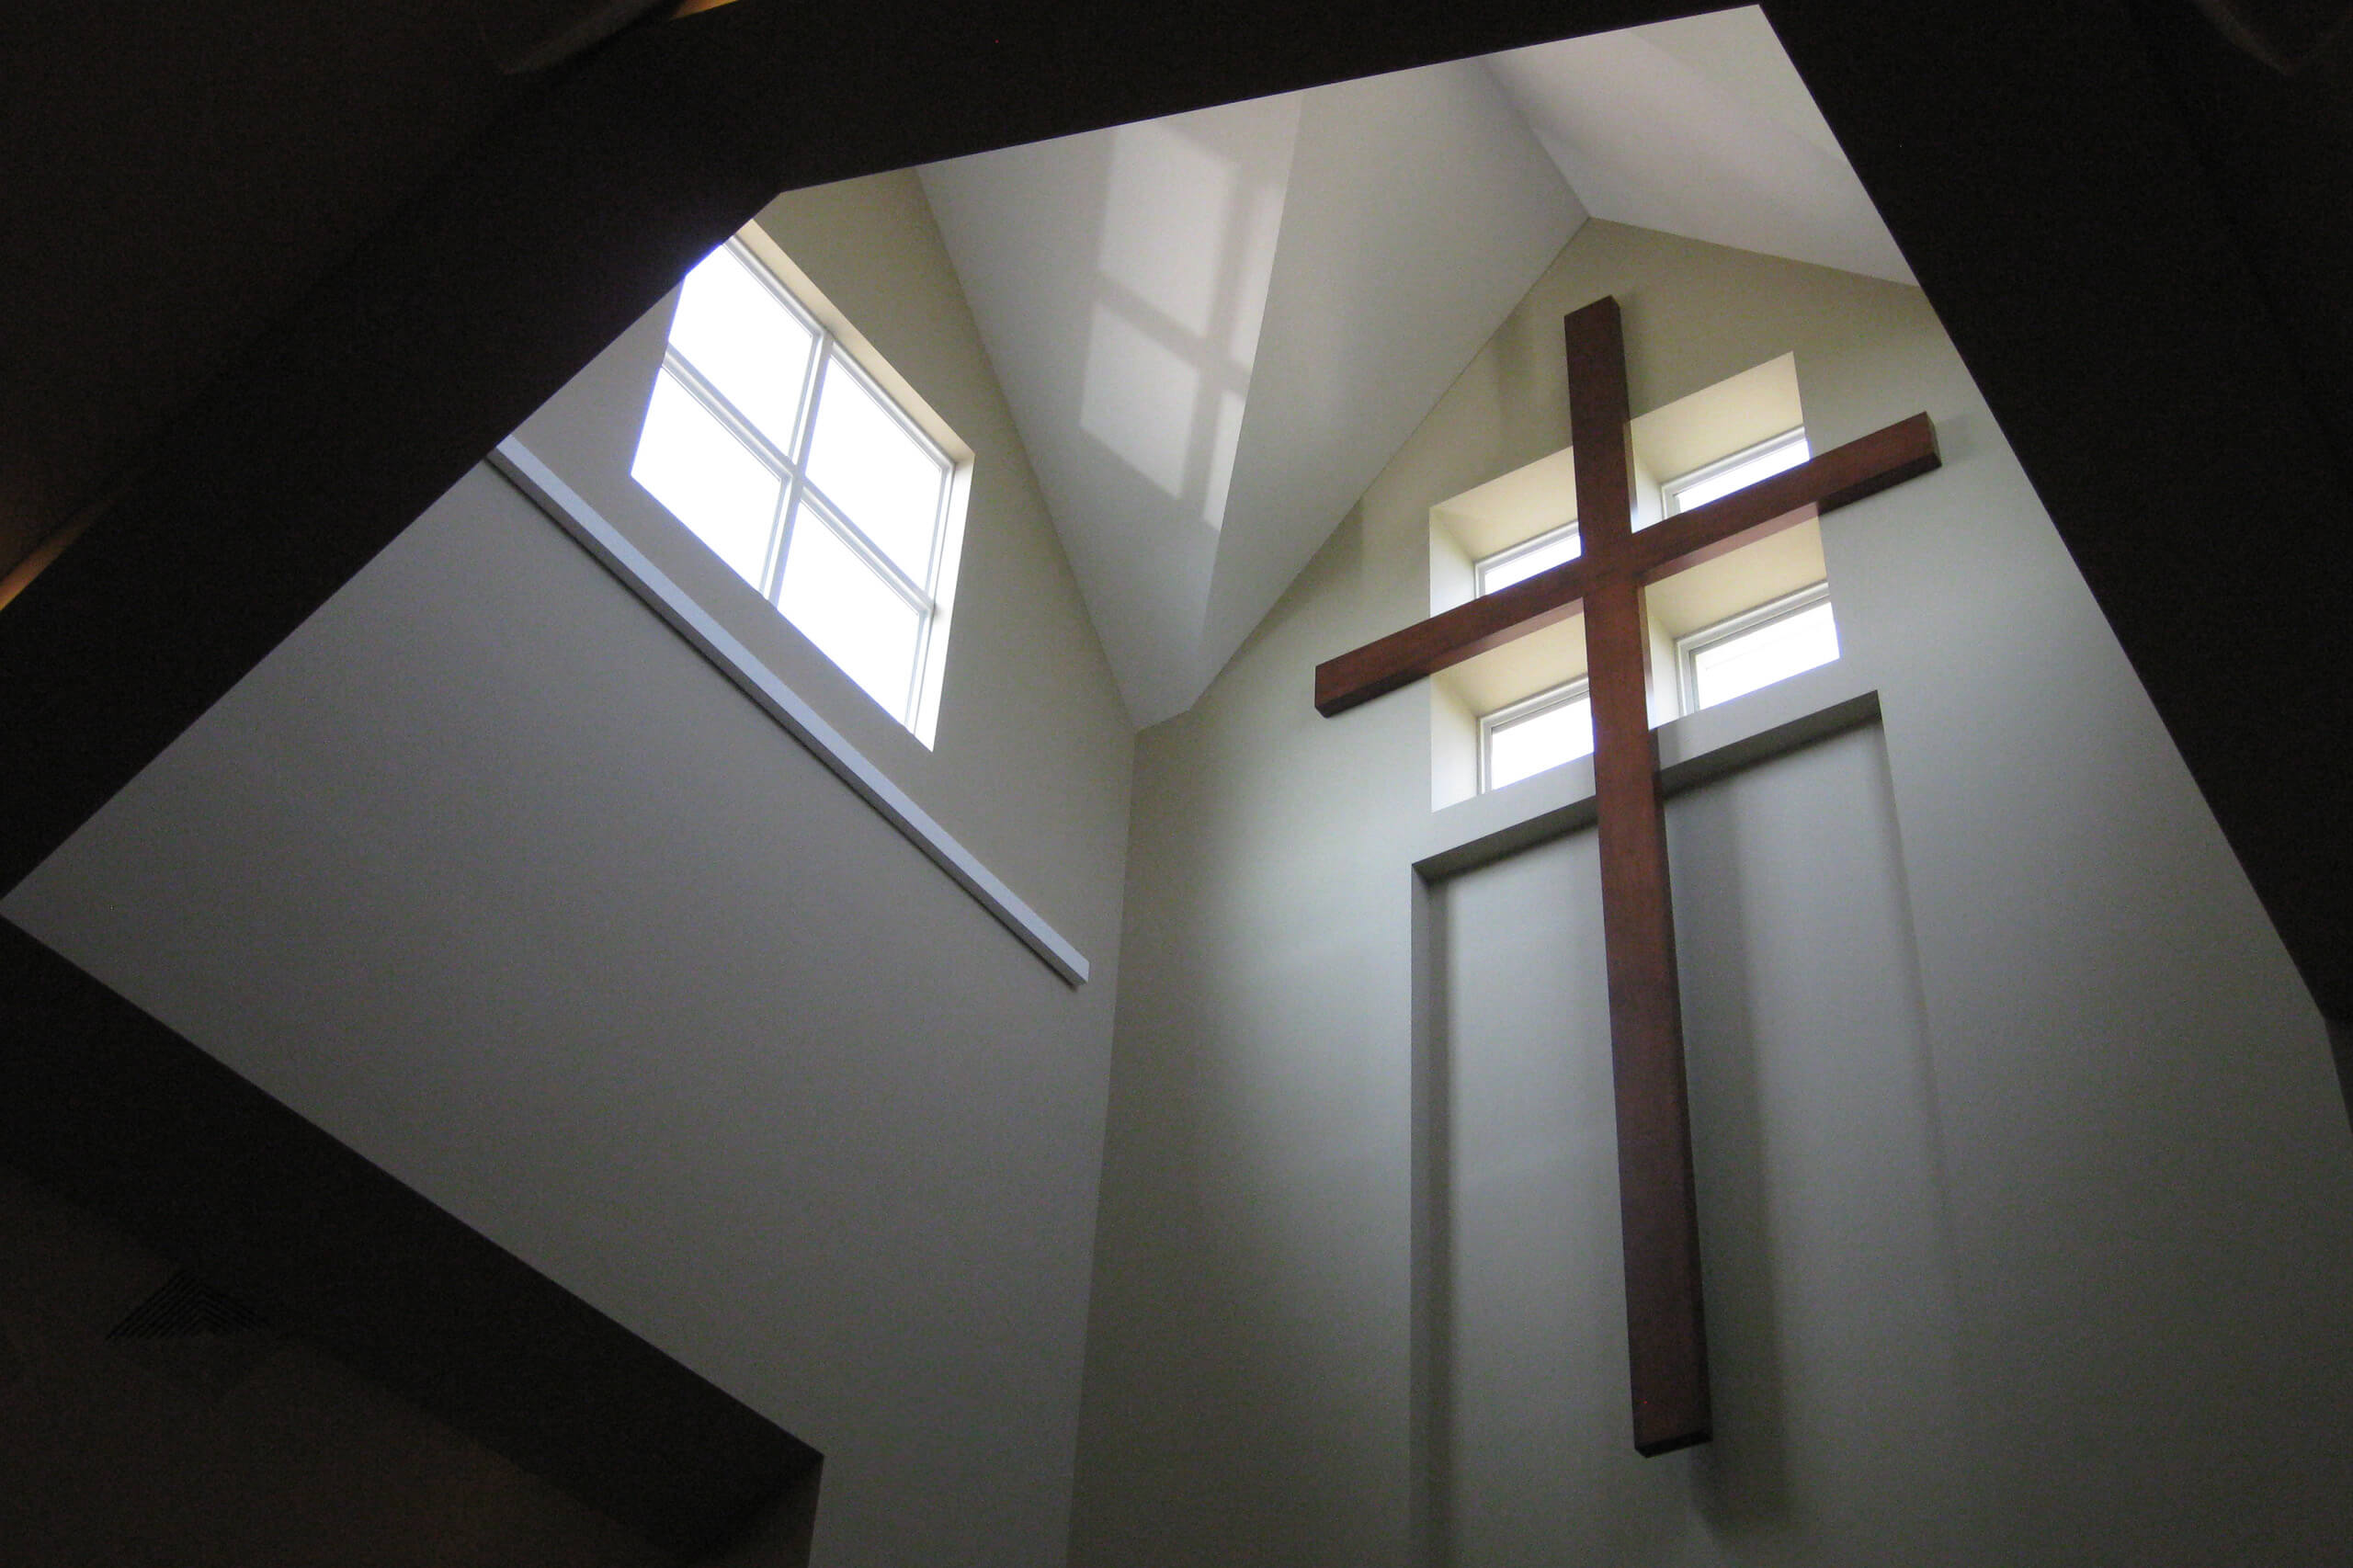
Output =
[{"x1": 1316, "y1": 298, "x2": 1939, "y2": 1456}]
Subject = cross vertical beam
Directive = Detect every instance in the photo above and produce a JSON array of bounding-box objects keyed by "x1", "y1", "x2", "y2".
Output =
[
  {"x1": 1313, "y1": 294, "x2": 1938, "y2": 1458},
  {"x1": 1564, "y1": 298, "x2": 1710, "y2": 1455}
]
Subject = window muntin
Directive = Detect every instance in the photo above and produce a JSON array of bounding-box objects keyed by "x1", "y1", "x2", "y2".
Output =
[
  {"x1": 1474, "y1": 520, "x2": 1582, "y2": 597},
  {"x1": 1481, "y1": 678, "x2": 1595, "y2": 791},
  {"x1": 633, "y1": 371, "x2": 783, "y2": 587},
  {"x1": 631, "y1": 237, "x2": 956, "y2": 732},
  {"x1": 1677, "y1": 583, "x2": 1839, "y2": 711},
  {"x1": 1664, "y1": 427, "x2": 1810, "y2": 515},
  {"x1": 804, "y1": 364, "x2": 944, "y2": 582},
  {"x1": 664, "y1": 244, "x2": 818, "y2": 446},
  {"x1": 776, "y1": 500, "x2": 926, "y2": 706}
]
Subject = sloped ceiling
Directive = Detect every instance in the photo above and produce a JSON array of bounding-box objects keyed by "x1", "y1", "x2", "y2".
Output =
[
  {"x1": 1486, "y1": 8, "x2": 1913, "y2": 283},
  {"x1": 921, "y1": 62, "x2": 1581, "y2": 725},
  {"x1": 920, "y1": 6, "x2": 1908, "y2": 727}
]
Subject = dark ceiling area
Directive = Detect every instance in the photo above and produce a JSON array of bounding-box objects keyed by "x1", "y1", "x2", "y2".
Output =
[
  {"x1": 1, "y1": 0, "x2": 2349, "y2": 1540},
  {"x1": 0, "y1": 2, "x2": 520, "y2": 576},
  {"x1": 1776, "y1": 0, "x2": 2353, "y2": 1035}
]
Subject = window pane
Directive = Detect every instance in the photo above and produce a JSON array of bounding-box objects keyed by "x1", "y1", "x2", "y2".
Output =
[
  {"x1": 1691, "y1": 600, "x2": 1840, "y2": 709},
  {"x1": 1480, "y1": 526, "x2": 1582, "y2": 595},
  {"x1": 777, "y1": 505, "x2": 925, "y2": 716},
  {"x1": 668, "y1": 245, "x2": 816, "y2": 449},
  {"x1": 1669, "y1": 433, "x2": 1811, "y2": 514},
  {"x1": 1487, "y1": 694, "x2": 1594, "y2": 790},
  {"x1": 805, "y1": 356, "x2": 947, "y2": 584},
  {"x1": 631, "y1": 369, "x2": 781, "y2": 588}
]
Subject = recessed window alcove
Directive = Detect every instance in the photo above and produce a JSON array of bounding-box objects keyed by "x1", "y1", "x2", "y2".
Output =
[{"x1": 1427, "y1": 355, "x2": 1839, "y2": 807}]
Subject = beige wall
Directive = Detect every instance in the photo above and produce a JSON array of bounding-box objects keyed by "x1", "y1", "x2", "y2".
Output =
[
  {"x1": 1071, "y1": 222, "x2": 2353, "y2": 1565},
  {"x1": 6, "y1": 171, "x2": 1135, "y2": 1567},
  {"x1": 514, "y1": 170, "x2": 1134, "y2": 952}
]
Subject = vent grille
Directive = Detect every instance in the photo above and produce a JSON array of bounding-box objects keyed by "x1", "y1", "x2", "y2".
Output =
[{"x1": 108, "y1": 1271, "x2": 268, "y2": 1340}]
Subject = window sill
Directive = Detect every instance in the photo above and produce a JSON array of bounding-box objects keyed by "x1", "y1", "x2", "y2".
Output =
[
  {"x1": 492, "y1": 437, "x2": 1088, "y2": 987},
  {"x1": 1415, "y1": 659, "x2": 1881, "y2": 883}
]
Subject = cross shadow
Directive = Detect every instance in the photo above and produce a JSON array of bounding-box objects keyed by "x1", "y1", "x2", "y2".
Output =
[
  {"x1": 1408, "y1": 871, "x2": 1456, "y2": 1568},
  {"x1": 1665, "y1": 782, "x2": 1795, "y2": 1529}
]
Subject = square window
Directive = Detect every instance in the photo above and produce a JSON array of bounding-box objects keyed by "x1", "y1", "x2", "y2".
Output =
[{"x1": 629, "y1": 234, "x2": 966, "y2": 739}]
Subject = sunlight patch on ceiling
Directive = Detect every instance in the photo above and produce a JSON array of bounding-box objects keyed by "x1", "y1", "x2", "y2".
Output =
[{"x1": 923, "y1": 6, "x2": 1913, "y2": 727}]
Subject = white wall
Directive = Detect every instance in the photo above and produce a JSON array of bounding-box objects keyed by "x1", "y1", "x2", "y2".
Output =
[
  {"x1": 1070, "y1": 221, "x2": 2353, "y2": 1565},
  {"x1": 1438, "y1": 722, "x2": 1970, "y2": 1563},
  {"x1": 4, "y1": 170, "x2": 1135, "y2": 1568},
  {"x1": 513, "y1": 174, "x2": 1133, "y2": 936}
]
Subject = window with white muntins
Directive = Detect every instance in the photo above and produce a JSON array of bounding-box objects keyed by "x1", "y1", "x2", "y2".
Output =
[
  {"x1": 1469, "y1": 428, "x2": 1840, "y2": 790},
  {"x1": 1677, "y1": 580, "x2": 1838, "y2": 713},
  {"x1": 631, "y1": 233, "x2": 969, "y2": 743},
  {"x1": 1482, "y1": 678, "x2": 1595, "y2": 791},
  {"x1": 1429, "y1": 358, "x2": 1848, "y2": 803},
  {"x1": 1475, "y1": 519, "x2": 1583, "y2": 596},
  {"x1": 1661, "y1": 426, "x2": 1811, "y2": 516}
]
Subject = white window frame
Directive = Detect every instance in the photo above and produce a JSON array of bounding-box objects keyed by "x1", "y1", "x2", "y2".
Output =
[
  {"x1": 1478, "y1": 676, "x2": 1594, "y2": 793},
  {"x1": 1663, "y1": 426, "x2": 1810, "y2": 517},
  {"x1": 1472, "y1": 519, "x2": 1581, "y2": 597},
  {"x1": 644, "y1": 234, "x2": 965, "y2": 741},
  {"x1": 1676, "y1": 580, "x2": 1835, "y2": 713}
]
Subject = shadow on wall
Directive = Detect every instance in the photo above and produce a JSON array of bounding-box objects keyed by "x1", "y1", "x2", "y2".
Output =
[
  {"x1": 0, "y1": 1159, "x2": 827, "y2": 1568},
  {"x1": 0, "y1": 923, "x2": 823, "y2": 1568},
  {"x1": 0, "y1": 1165, "x2": 675, "y2": 1568}
]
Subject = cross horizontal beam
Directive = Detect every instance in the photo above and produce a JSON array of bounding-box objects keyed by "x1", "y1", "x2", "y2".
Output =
[{"x1": 1313, "y1": 412, "x2": 1938, "y2": 717}]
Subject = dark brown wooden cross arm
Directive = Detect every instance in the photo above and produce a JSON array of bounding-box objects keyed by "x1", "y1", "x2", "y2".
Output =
[{"x1": 1313, "y1": 412, "x2": 1939, "y2": 717}]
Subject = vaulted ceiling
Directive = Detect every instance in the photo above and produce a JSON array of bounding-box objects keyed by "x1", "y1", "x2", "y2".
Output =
[{"x1": 920, "y1": 7, "x2": 1906, "y2": 722}]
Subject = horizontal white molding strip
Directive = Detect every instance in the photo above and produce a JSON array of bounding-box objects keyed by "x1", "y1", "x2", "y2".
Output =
[
  {"x1": 490, "y1": 438, "x2": 1088, "y2": 986},
  {"x1": 1415, "y1": 661, "x2": 1881, "y2": 883}
]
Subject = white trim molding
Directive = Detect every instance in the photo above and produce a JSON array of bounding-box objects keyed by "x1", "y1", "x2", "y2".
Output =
[
  {"x1": 491, "y1": 437, "x2": 1089, "y2": 987},
  {"x1": 1418, "y1": 657, "x2": 1881, "y2": 882}
]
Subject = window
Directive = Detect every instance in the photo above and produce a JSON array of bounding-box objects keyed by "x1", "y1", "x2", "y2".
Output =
[
  {"x1": 1438, "y1": 367, "x2": 1835, "y2": 802},
  {"x1": 1481, "y1": 678, "x2": 1594, "y2": 791},
  {"x1": 631, "y1": 235, "x2": 964, "y2": 737},
  {"x1": 1475, "y1": 519, "x2": 1581, "y2": 596},
  {"x1": 1663, "y1": 427, "x2": 1810, "y2": 515},
  {"x1": 1677, "y1": 583, "x2": 1839, "y2": 711}
]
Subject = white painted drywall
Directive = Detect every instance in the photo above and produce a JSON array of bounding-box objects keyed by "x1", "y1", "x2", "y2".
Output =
[
  {"x1": 5, "y1": 170, "x2": 1135, "y2": 1568},
  {"x1": 920, "y1": 90, "x2": 1307, "y2": 730},
  {"x1": 1486, "y1": 9, "x2": 1915, "y2": 284},
  {"x1": 922, "y1": 61, "x2": 1580, "y2": 726},
  {"x1": 510, "y1": 174, "x2": 1132, "y2": 954},
  {"x1": 1069, "y1": 221, "x2": 2353, "y2": 1565},
  {"x1": 1438, "y1": 724, "x2": 1969, "y2": 1562}
]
